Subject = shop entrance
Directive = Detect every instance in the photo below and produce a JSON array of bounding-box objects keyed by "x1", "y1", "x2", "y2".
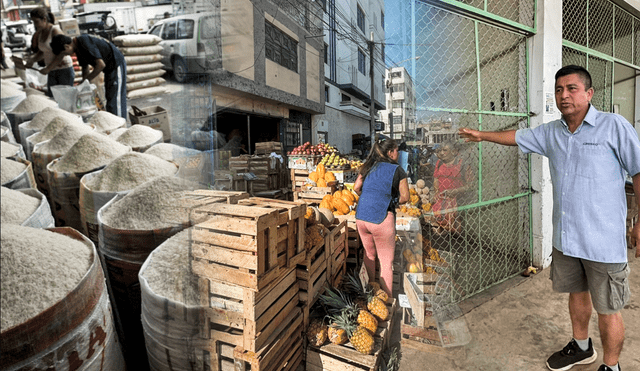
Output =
[{"x1": 209, "y1": 110, "x2": 282, "y2": 155}]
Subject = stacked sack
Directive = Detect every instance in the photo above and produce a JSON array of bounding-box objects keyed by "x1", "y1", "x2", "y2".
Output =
[
  {"x1": 72, "y1": 55, "x2": 82, "y2": 86},
  {"x1": 113, "y1": 34, "x2": 167, "y2": 100}
]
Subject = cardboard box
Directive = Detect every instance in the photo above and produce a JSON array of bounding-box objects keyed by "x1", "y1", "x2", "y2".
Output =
[
  {"x1": 58, "y1": 19, "x2": 80, "y2": 37},
  {"x1": 128, "y1": 106, "x2": 170, "y2": 142}
]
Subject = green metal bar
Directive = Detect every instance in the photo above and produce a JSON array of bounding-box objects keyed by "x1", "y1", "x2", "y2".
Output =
[
  {"x1": 562, "y1": 40, "x2": 640, "y2": 70},
  {"x1": 427, "y1": 192, "x2": 531, "y2": 213},
  {"x1": 526, "y1": 35, "x2": 533, "y2": 263},
  {"x1": 417, "y1": 0, "x2": 535, "y2": 35},
  {"x1": 612, "y1": 5, "x2": 616, "y2": 60},
  {"x1": 475, "y1": 20, "x2": 483, "y2": 205},
  {"x1": 417, "y1": 107, "x2": 529, "y2": 117},
  {"x1": 586, "y1": 0, "x2": 590, "y2": 49}
]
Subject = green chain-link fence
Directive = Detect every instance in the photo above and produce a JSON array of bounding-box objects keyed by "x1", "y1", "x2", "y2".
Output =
[{"x1": 396, "y1": 1, "x2": 533, "y2": 305}]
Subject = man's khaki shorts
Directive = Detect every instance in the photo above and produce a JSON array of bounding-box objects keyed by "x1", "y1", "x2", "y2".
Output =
[{"x1": 550, "y1": 248, "x2": 631, "y2": 315}]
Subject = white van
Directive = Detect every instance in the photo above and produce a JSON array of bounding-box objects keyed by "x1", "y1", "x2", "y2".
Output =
[{"x1": 148, "y1": 12, "x2": 216, "y2": 83}]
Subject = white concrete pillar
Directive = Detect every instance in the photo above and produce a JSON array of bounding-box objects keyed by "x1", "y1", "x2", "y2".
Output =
[{"x1": 528, "y1": 0, "x2": 563, "y2": 268}]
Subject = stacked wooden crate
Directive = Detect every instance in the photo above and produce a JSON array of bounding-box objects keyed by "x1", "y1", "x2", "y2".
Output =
[
  {"x1": 291, "y1": 169, "x2": 338, "y2": 203},
  {"x1": 248, "y1": 156, "x2": 281, "y2": 192},
  {"x1": 335, "y1": 214, "x2": 362, "y2": 269},
  {"x1": 297, "y1": 225, "x2": 329, "y2": 328},
  {"x1": 306, "y1": 299, "x2": 398, "y2": 371},
  {"x1": 325, "y1": 220, "x2": 348, "y2": 288},
  {"x1": 189, "y1": 197, "x2": 305, "y2": 371}
]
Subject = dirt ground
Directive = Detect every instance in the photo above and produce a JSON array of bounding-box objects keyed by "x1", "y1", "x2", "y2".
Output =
[{"x1": 391, "y1": 246, "x2": 640, "y2": 371}]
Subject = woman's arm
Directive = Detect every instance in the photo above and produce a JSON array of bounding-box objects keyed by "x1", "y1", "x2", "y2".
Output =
[
  {"x1": 354, "y1": 174, "x2": 363, "y2": 196},
  {"x1": 398, "y1": 178, "x2": 409, "y2": 204}
]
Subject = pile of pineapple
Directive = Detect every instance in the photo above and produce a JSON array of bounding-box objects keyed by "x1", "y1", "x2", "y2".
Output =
[{"x1": 307, "y1": 273, "x2": 390, "y2": 355}]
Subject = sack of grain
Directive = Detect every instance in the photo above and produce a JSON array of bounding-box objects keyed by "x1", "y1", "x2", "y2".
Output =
[
  {"x1": 1, "y1": 187, "x2": 55, "y2": 228},
  {"x1": 139, "y1": 228, "x2": 208, "y2": 371},
  {"x1": 79, "y1": 153, "x2": 178, "y2": 243},
  {"x1": 127, "y1": 69, "x2": 166, "y2": 83},
  {"x1": 124, "y1": 54, "x2": 162, "y2": 65},
  {"x1": 7, "y1": 96, "x2": 59, "y2": 140},
  {"x1": 127, "y1": 77, "x2": 166, "y2": 92},
  {"x1": 31, "y1": 140, "x2": 61, "y2": 201},
  {"x1": 88, "y1": 111, "x2": 126, "y2": 134},
  {"x1": 127, "y1": 62, "x2": 165, "y2": 75},
  {"x1": 119, "y1": 45, "x2": 164, "y2": 56},
  {"x1": 1, "y1": 157, "x2": 37, "y2": 189},
  {"x1": 24, "y1": 119, "x2": 92, "y2": 162},
  {"x1": 127, "y1": 86, "x2": 168, "y2": 100},
  {"x1": 47, "y1": 133, "x2": 131, "y2": 229},
  {"x1": 145, "y1": 143, "x2": 202, "y2": 162},
  {"x1": 113, "y1": 34, "x2": 161, "y2": 47},
  {"x1": 19, "y1": 107, "x2": 83, "y2": 146},
  {"x1": 0, "y1": 226, "x2": 125, "y2": 370},
  {"x1": 1, "y1": 125, "x2": 17, "y2": 144},
  {"x1": 115, "y1": 124, "x2": 164, "y2": 152},
  {"x1": 0, "y1": 82, "x2": 26, "y2": 113},
  {"x1": 1, "y1": 141, "x2": 25, "y2": 159},
  {"x1": 96, "y1": 177, "x2": 203, "y2": 369}
]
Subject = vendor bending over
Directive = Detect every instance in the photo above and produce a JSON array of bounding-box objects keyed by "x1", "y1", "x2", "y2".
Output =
[{"x1": 50, "y1": 34, "x2": 127, "y2": 118}]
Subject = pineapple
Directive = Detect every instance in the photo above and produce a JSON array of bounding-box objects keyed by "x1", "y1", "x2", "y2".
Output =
[
  {"x1": 330, "y1": 308, "x2": 376, "y2": 355},
  {"x1": 319, "y1": 286, "x2": 377, "y2": 334},
  {"x1": 347, "y1": 274, "x2": 389, "y2": 321},
  {"x1": 355, "y1": 307, "x2": 378, "y2": 334},
  {"x1": 327, "y1": 312, "x2": 349, "y2": 345},
  {"x1": 307, "y1": 317, "x2": 328, "y2": 347},
  {"x1": 368, "y1": 282, "x2": 389, "y2": 303}
]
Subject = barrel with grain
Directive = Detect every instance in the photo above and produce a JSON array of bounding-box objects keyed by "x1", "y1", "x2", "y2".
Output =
[
  {"x1": 0, "y1": 227, "x2": 125, "y2": 370},
  {"x1": 47, "y1": 158, "x2": 101, "y2": 230},
  {"x1": 78, "y1": 170, "x2": 128, "y2": 245},
  {"x1": 97, "y1": 195, "x2": 191, "y2": 371}
]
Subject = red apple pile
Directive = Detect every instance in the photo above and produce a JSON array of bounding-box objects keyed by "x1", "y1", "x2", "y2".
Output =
[{"x1": 288, "y1": 142, "x2": 338, "y2": 156}]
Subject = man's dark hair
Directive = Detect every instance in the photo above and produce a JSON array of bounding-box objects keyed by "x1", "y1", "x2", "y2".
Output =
[
  {"x1": 50, "y1": 34, "x2": 73, "y2": 56},
  {"x1": 555, "y1": 65, "x2": 592, "y2": 90}
]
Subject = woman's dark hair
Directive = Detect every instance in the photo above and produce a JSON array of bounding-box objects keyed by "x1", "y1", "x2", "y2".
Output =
[
  {"x1": 50, "y1": 34, "x2": 72, "y2": 55},
  {"x1": 358, "y1": 138, "x2": 398, "y2": 180},
  {"x1": 30, "y1": 7, "x2": 55, "y2": 24}
]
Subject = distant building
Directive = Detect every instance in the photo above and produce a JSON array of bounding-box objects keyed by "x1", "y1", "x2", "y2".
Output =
[{"x1": 379, "y1": 66, "x2": 416, "y2": 141}]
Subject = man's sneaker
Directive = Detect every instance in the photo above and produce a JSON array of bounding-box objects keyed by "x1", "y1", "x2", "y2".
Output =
[
  {"x1": 546, "y1": 339, "x2": 597, "y2": 371},
  {"x1": 598, "y1": 364, "x2": 621, "y2": 371}
]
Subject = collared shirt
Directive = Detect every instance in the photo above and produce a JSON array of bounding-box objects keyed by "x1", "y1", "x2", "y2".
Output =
[
  {"x1": 516, "y1": 105, "x2": 640, "y2": 263},
  {"x1": 75, "y1": 34, "x2": 123, "y2": 74}
]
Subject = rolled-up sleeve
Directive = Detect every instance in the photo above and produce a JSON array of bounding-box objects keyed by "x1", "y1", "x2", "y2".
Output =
[
  {"x1": 515, "y1": 124, "x2": 551, "y2": 156},
  {"x1": 617, "y1": 117, "x2": 640, "y2": 177}
]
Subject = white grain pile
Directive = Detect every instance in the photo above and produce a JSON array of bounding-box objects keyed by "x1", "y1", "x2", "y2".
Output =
[
  {"x1": 145, "y1": 143, "x2": 201, "y2": 162},
  {"x1": 85, "y1": 152, "x2": 177, "y2": 192},
  {"x1": 1, "y1": 186, "x2": 40, "y2": 225},
  {"x1": 89, "y1": 111, "x2": 126, "y2": 133},
  {"x1": 25, "y1": 107, "x2": 82, "y2": 130},
  {"x1": 1, "y1": 224, "x2": 92, "y2": 331},
  {"x1": 141, "y1": 229, "x2": 199, "y2": 305},
  {"x1": 116, "y1": 125, "x2": 162, "y2": 148},
  {"x1": 30, "y1": 117, "x2": 84, "y2": 144},
  {"x1": 34, "y1": 123, "x2": 94, "y2": 155},
  {"x1": 10, "y1": 95, "x2": 57, "y2": 113},
  {"x1": 108, "y1": 128, "x2": 127, "y2": 140},
  {"x1": 101, "y1": 176, "x2": 201, "y2": 230},
  {"x1": 50, "y1": 133, "x2": 130, "y2": 174},
  {"x1": 24, "y1": 87, "x2": 45, "y2": 96},
  {"x1": 1, "y1": 158, "x2": 27, "y2": 184},
  {"x1": 0, "y1": 142, "x2": 20, "y2": 158},
  {"x1": 1, "y1": 83, "x2": 23, "y2": 98}
]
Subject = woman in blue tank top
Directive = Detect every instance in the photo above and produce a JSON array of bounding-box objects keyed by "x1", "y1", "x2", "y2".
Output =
[{"x1": 354, "y1": 139, "x2": 409, "y2": 297}]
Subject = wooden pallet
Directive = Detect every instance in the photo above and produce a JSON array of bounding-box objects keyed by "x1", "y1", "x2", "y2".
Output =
[
  {"x1": 187, "y1": 189, "x2": 251, "y2": 205},
  {"x1": 190, "y1": 203, "x2": 283, "y2": 291},
  {"x1": 237, "y1": 197, "x2": 307, "y2": 268},
  {"x1": 306, "y1": 299, "x2": 398, "y2": 371},
  {"x1": 201, "y1": 267, "x2": 299, "y2": 353},
  {"x1": 233, "y1": 307, "x2": 304, "y2": 371}
]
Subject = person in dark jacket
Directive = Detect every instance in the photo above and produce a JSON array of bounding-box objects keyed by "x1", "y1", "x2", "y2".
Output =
[{"x1": 50, "y1": 34, "x2": 127, "y2": 118}]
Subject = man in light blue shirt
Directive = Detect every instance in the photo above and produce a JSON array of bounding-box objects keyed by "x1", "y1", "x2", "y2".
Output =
[{"x1": 459, "y1": 65, "x2": 640, "y2": 371}]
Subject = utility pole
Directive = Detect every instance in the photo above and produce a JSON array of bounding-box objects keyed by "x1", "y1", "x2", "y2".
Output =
[{"x1": 368, "y1": 35, "x2": 375, "y2": 150}]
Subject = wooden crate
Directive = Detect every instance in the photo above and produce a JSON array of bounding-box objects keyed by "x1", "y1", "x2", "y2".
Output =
[
  {"x1": 233, "y1": 307, "x2": 304, "y2": 371},
  {"x1": 237, "y1": 197, "x2": 307, "y2": 268},
  {"x1": 291, "y1": 169, "x2": 339, "y2": 202},
  {"x1": 400, "y1": 307, "x2": 442, "y2": 348},
  {"x1": 326, "y1": 220, "x2": 347, "y2": 287},
  {"x1": 190, "y1": 203, "x2": 283, "y2": 291},
  {"x1": 255, "y1": 141, "x2": 283, "y2": 155},
  {"x1": 200, "y1": 267, "x2": 299, "y2": 353},
  {"x1": 335, "y1": 214, "x2": 361, "y2": 266},
  {"x1": 297, "y1": 235, "x2": 328, "y2": 328},
  {"x1": 306, "y1": 299, "x2": 398, "y2": 371}
]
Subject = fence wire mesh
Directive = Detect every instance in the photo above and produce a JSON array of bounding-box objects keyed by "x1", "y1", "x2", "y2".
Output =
[{"x1": 395, "y1": 2, "x2": 532, "y2": 306}]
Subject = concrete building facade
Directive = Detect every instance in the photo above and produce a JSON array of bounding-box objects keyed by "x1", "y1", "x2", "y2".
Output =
[{"x1": 379, "y1": 66, "x2": 416, "y2": 141}]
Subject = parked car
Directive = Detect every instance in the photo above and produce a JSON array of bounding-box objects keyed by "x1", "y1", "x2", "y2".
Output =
[
  {"x1": 147, "y1": 12, "x2": 215, "y2": 83},
  {"x1": 2, "y1": 20, "x2": 33, "y2": 51}
]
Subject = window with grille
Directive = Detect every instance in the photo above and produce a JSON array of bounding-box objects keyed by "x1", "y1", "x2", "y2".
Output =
[
  {"x1": 357, "y1": 5, "x2": 365, "y2": 33},
  {"x1": 358, "y1": 48, "x2": 366, "y2": 74},
  {"x1": 325, "y1": 85, "x2": 329, "y2": 103},
  {"x1": 324, "y1": 43, "x2": 328, "y2": 64},
  {"x1": 393, "y1": 115, "x2": 402, "y2": 124},
  {"x1": 265, "y1": 21, "x2": 298, "y2": 72},
  {"x1": 392, "y1": 100, "x2": 403, "y2": 108},
  {"x1": 390, "y1": 71, "x2": 401, "y2": 78}
]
